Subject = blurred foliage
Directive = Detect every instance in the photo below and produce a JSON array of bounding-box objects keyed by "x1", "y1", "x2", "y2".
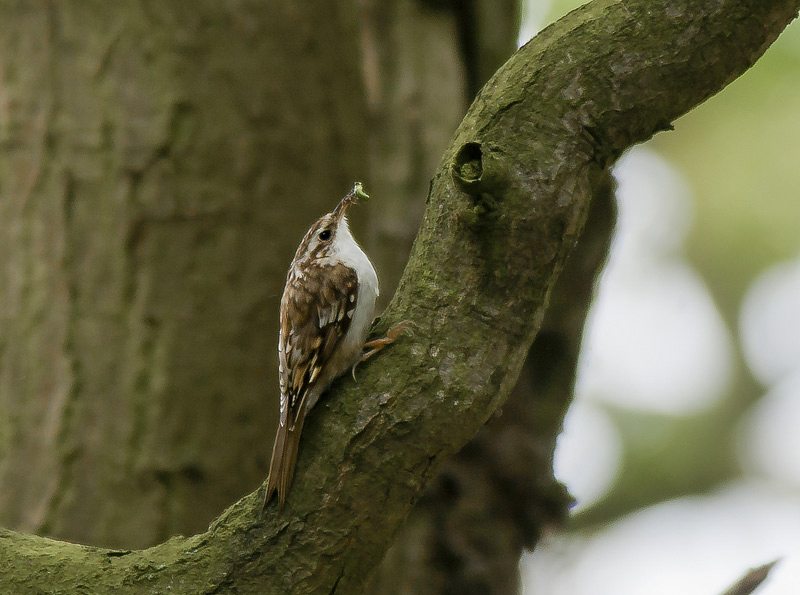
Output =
[
  {"x1": 653, "y1": 22, "x2": 800, "y2": 311},
  {"x1": 531, "y1": 0, "x2": 800, "y2": 529}
]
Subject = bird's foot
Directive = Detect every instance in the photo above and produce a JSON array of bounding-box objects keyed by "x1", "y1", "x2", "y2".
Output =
[{"x1": 351, "y1": 320, "x2": 414, "y2": 380}]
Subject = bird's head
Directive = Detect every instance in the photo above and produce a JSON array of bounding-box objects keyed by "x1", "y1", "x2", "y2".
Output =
[{"x1": 291, "y1": 183, "x2": 369, "y2": 266}]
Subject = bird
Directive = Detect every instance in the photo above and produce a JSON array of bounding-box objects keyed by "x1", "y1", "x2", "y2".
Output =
[{"x1": 264, "y1": 182, "x2": 409, "y2": 508}]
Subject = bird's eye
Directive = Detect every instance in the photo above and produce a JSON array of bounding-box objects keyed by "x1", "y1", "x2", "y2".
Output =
[{"x1": 319, "y1": 229, "x2": 332, "y2": 241}]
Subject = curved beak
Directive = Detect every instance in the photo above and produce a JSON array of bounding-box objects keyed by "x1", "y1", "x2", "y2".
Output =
[{"x1": 332, "y1": 182, "x2": 369, "y2": 222}]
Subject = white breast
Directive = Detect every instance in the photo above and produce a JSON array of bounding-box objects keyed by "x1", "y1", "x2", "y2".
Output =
[{"x1": 333, "y1": 217, "x2": 378, "y2": 357}]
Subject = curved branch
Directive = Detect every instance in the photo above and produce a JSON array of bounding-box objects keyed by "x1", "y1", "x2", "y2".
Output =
[
  {"x1": 1, "y1": 0, "x2": 797, "y2": 593},
  {"x1": 364, "y1": 172, "x2": 616, "y2": 595}
]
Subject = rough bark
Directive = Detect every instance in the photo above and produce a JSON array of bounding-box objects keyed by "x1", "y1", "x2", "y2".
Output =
[
  {"x1": 0, "y1": 0, "x2": 797, "y2": 593},
  {"x1": 361, "y1": 2, "x2": 576, "y2": 591},
  {"x1": 365, "y1": 174, "x2": 615, "y2": 595},
  {"x1": 0, "y1": 1, "x2": 367, "y2": 548}
]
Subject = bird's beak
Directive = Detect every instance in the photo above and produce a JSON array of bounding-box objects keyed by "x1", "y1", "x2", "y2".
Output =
[{"x1": 332, "y1": 182, "x2": 368, "y2": 222}]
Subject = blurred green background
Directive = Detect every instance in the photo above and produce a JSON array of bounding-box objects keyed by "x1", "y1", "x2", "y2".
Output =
[{"x1": 520, "y1": 3, "x2": 800, "y2": 594}]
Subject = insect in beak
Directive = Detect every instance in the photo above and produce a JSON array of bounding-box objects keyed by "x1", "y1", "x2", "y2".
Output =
[{"x1": 331, "y1": 182, "x2": 369, "y2": 222}]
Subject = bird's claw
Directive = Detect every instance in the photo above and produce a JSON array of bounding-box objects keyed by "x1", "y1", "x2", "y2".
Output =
[{"x1": 351, "y1": 320, "x2": 414, "y2": 381}]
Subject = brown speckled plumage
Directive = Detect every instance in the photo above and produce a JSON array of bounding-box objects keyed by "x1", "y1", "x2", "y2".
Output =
[{"x1": 265, "y1": 184, "x2": 379, "y2": 508}]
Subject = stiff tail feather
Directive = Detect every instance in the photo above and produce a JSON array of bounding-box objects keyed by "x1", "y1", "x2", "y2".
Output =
[{"x1": 263, "y1": 411, "x2": 307, "y2": 509}]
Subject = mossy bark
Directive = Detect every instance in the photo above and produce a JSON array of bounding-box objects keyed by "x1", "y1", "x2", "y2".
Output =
[
  {"x1": 365, "y1": 173, "x2": 615, "y2": 595},
  {"x1": 0, "y1": 0, "x2": 797, "y2": 593},
  {"x1": 360, "y1": 2, "x2": 546, "y2": 592}
]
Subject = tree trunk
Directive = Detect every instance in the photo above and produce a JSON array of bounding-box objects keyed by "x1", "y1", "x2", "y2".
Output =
[
  {"x1": 0, "y1": 0, "x2": 368, "y2": 548},
  {"x1": 361, "y1": 0, "x2": 520, "y2": 302}
]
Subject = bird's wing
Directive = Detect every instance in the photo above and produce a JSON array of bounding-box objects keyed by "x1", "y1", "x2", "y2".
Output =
[{"x1": 278, "y1": 262, "x2": 359, "y2": 429}]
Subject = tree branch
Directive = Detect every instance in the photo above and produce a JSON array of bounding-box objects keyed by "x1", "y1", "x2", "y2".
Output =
[
  {"x1": 720, "y1": 560, "x2": 780, "y2": 595},
  {"x1": 1, "y1": 0, "x2": 797, "y2": 592},
  {"x1": 364, "y1": 171, "x2": 616, "y2": 595}
]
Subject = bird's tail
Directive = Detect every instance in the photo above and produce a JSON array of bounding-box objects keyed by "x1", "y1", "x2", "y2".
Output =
[{"x1": 263, "y1": 411, "x2": 307, "y2": 509}]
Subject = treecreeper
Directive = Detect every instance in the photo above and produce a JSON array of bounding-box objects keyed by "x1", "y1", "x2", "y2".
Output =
[{"x1": 264, "y1": 183, "x2": 410, "y2": 508}]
